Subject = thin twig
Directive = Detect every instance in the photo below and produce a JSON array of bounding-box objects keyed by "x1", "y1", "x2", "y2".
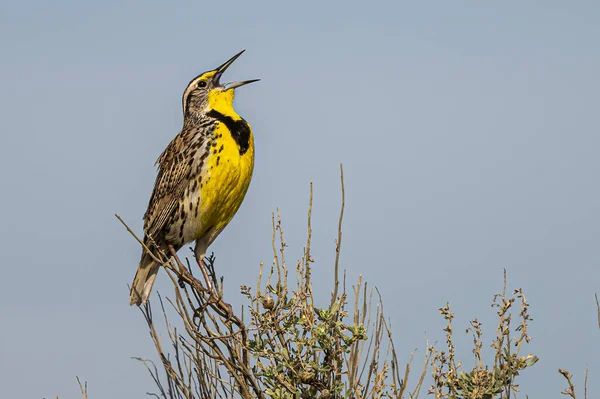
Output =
[
  {"x1": 76, "y1": 376, "x2": 87, "y2": 399},
  {"x1": 595, "y1": 293, "x2": 599, "y2": 331},
  {"x1": 584, "y1": 363, "x2": 588, "y2": 399},
  {"x1": 305, "y1": 182, "x2": 313, "y2": 289},
  {"x1": 559, "y1": 369, "x2": 577, "y2": 399},
  {"x1": 332, "y1": 163, "x2": 345, "y2": 305},
  {"x1": 115, "y1": 214, "x2": 165, "y2": 265}
]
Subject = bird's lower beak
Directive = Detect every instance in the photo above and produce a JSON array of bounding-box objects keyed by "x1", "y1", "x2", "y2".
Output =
[
  {"x1": 224, "y1": 79, "x2": 260, "y2": 90},
  {"x1": 212, "y1": 50, "x2": 259, "y2": 89}
]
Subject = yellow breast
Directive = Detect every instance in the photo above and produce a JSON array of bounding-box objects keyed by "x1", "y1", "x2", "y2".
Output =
[{"x1": 197, "y1": 120, "x2": 254, "y2": 242}]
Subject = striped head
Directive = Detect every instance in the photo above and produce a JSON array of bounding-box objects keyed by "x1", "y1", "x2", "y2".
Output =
[{"x1": 182, "y1": 50, "x2": 259, "y2": 118}]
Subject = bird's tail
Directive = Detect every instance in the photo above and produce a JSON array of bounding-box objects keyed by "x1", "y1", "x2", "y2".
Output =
[{"x1": 129, "y1": 253, "x2": 161, "y2": 306}]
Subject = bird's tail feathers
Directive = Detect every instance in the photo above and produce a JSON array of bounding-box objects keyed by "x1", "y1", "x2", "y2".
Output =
[{"x1": 129, "y1": 253, "x2": 161, "y2": 306}]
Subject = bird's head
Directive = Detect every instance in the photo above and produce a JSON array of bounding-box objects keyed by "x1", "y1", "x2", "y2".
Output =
[{"x1": 182, "y1": 50, "x2": 259, "y2": 118}]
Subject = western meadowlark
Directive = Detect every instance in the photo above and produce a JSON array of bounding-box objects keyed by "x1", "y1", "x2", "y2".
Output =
[{"x1": 129, "y1": 50, "x2": 259, "y2": 306}]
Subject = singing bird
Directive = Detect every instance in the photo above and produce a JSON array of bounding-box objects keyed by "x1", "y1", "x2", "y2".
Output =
[{"x1": 129, "y1": 50, "x2": 259, "y2": 306}]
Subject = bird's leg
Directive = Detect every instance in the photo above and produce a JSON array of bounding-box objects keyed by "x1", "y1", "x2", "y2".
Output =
[
  {"x1": 194, "y1": 242, "x2": 214, "y2": 293},
  {"x1": 193, "y1": 242, "x2": 233, "y2": 319}
]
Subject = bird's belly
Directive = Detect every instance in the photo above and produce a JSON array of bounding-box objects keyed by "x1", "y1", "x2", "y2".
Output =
[{"x1": 181, "y1": 123, "x2": 254, "y2": 245}]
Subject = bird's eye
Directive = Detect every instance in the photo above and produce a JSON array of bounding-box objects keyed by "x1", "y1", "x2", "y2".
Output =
[{"x1": 198, "y1": 81, "x2": 207, "y2": 88}]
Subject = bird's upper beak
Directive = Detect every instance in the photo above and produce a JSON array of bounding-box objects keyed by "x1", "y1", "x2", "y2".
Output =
[{"x1": 212, "y1": 50, "x2": 260, "y2": 90}]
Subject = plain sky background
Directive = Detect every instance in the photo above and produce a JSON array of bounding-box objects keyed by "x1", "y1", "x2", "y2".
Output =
[{"x1": 1, "y1": 1, "x2": 598, "y2": 397}]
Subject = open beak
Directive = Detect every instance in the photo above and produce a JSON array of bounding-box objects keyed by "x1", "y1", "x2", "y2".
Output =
[{"x1": 212, "y1": 50, "x2": 260, "y2": 90}]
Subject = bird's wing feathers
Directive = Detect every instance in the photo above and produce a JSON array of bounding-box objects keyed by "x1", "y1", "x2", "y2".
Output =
[
  {"x1": 144, "y1": 161, "x2": 188, "y2": 238},
  {"x1": 143, "y1": 127, "x2": 209, "y2": 239}
]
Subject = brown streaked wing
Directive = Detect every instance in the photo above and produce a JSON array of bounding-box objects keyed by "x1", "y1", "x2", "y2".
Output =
[
  {"x1": 144, "y1": 162, "x2": 189, "y2": 239},
  {"x1": 143, "y1": 127, "x2": 208, "y2": 239}
]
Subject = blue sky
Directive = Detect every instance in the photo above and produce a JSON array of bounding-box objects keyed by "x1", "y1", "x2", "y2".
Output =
[{"x1": 0, "y1": 1, "x2": 598, "y2": 398}]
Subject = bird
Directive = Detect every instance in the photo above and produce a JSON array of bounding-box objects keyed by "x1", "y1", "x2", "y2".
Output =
[{"x1": 129, "y1": 50, "x2": 259, "y2": 306}]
